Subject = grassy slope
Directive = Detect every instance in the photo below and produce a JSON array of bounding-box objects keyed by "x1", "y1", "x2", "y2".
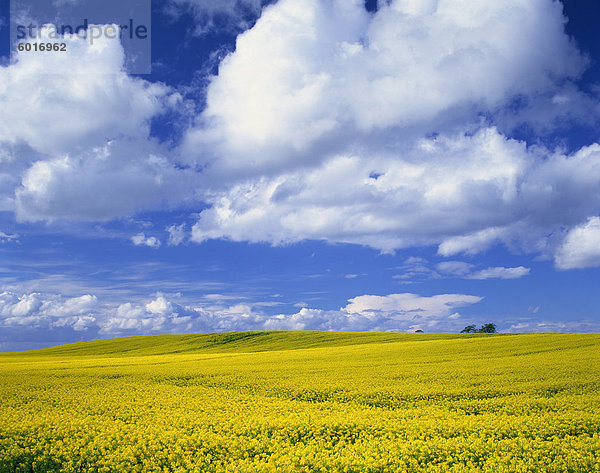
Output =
[{"x1": 0, "y1": 331, "x2": 504, "y2": 357}]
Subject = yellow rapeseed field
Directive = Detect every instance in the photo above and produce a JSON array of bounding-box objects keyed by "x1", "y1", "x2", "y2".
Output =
[{"x1": 1, "y1": 332, "x2": 599, "y2": 472}]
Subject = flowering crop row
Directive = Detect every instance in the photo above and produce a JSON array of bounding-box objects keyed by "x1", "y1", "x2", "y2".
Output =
[{"x1": 1, "y1": 333, "x2": 599, "y2": 472}]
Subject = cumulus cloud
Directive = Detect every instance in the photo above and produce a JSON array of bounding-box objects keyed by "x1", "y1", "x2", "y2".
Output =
[
  {"x1": 16, "y1": 140, "x2": 198, "y2": 222},
  {"x1": 0, "y1": 291, "x2": 193, "y2": 340},
  {"x1": 183, "y1": 0, "x2": 584, "y2": 175},
  {"x1": 343, "y1": 293, "x2": 481, "y2": 318},
  {"x1": 0, "y1": 290, "x2": 483, "y2": 347},
  {"x1": 131, "y1": 233, "x2": 161, "y2": 248},
  {"x1": 102, "y1": 292, "x2": 483, "y2": 334},
  {"x1": 4, "y1": 287, "x2": 600, "y2": 349},
  {"x1": 176, "y1": 0, "x2": 600, "y2": 266},
  {"x1": 103, "y1": 295, "x2": 191, "y2": 333},
  {"x1": 1, "y1": 0, "x2": 598, "y2": 272},
  {"x1": 264, "y1": 293, "x2": 481, "y2": 331},
  {"x1": 103, "y1": 297, "x2": 281, "y2": 334},
  {"x1": 189, "y1": 129, "x2": 519, "y2": 249},
  {"x1": 190, "y1": 129, "x2": 600, "y2": 255},
  {"x1": 555, "y1": 217, "x2": 600, "y2": 269},
  {"x1": 0, "y1": 291, "x2": 98, "y2": 332},
  {"x1": 0, "y1": 27, "x2": 196, "y2": 222},
  {"x1": 0, "y1": 30, "x2": 167, "y2": 155}
]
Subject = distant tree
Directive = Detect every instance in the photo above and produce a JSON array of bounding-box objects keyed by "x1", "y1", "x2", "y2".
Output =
[
  {"x1": 460, "y1": 324, "x2": 477, "y2": 333},
  {"x1": 415, "y1": 329, "x2": 424, "y2": 333},
  {"x1": 479, "y1": 323, "x2": 497, "y2": 333},
  {"x1": 460, "y1": 323, "x2": 497, "y2": 333}
]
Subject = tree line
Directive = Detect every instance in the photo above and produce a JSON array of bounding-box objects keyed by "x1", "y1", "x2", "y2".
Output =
[{"x1": 460, "y1": 323, "x2": 496, "y2": 333}]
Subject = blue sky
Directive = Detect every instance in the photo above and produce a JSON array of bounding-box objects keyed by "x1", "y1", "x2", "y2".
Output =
[{"x1": 1, "y1": 0, "x2": 600, "y2": 351}]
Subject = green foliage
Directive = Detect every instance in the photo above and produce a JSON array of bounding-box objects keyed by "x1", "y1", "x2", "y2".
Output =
[
  {"x1": 1, "y1": 332, "x2": 599, "y2": 472},
  {"x1": 461, "y1": 324, "x2": 497, "y2": 334},
  {"x1": 479, "y1": 323, "x2": 497, "y2": 333},
  {"x1": 460, "y1": 324, "x2": 477, "y2": 333}
]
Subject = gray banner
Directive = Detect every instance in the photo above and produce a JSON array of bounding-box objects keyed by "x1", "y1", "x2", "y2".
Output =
[{"x1": 10, "y1": 0, "x2": 151, "y2": 74}]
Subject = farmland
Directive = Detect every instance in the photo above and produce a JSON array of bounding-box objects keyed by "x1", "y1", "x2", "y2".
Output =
[{"x1": 1, "y1": 332, "x2": 599, "y2": 472}]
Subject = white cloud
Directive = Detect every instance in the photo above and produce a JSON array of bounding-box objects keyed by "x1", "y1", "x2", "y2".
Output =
[
  {"x1": 555, "y1": 217, "x2": 600, "y2": 269},
  {"x1": 0, "y1": 291, "x2": 98, "y2": 332},
  {"x1": 5, "y1": 288, "x2": 600, "y2": 347},
  {"x1": 40, "y1": 294, "x2": 98, "y2": 317},
  {"x1": 0, "y1": 28, "x2": 196, "y2": 222},
  {"x1": 467, "y1": 266, "x2": 530, "y2": 280},
  {"x1": 0, "y1": 29, "x2": 166, "y2": 156},
  {"x1": 190, "y1": 129, "x2": 521, "y2": 250},
  {"x1": 0, "y1": 292, "x2": 42, "y2": 317},
  {"x1": 343, "y1": 293, "x2": 482, "y2": 318},
  {"x1": 1, "y1": 1, "x2": 599, "y2": 272},
  {"x1": 0, "y1": 289, "x2": 482, "y2": 340},
  {"x1": 166, "y1": 223, "x2": 187, "y2": 246},
  {"x1": 132, "y1": 233, "x2": 161, "y2": 248},
  {"x1": 103, "y1": 296, "x2": 256, "y2": 334},
  {"x1": 190, "y1": 129, "x2": 600, "y2": 256},
  {"x1": 183, "y1": 0, "x2": 584, "y2": 176},
  {"x1": 178, "y1": 0, "x2": 600, "y2": 266},
  {"x1": 104, "y1": 295, "x2": 191, "y2": 333},
  {"x1": 145, "y1": 295, "x2": 175, "y2": 316},
  {"x1": 396, "y1": 259, "x2": 530, "y2": 281},
  {"x1": 15, "y1": 140, "x2": 198, "y2": 222},
  {"x1": 263, "y1": 292, "x2": 482, "y2": 332},
  {"x1": 437, "y1": 227, "x2": 508, "y2": 257}
]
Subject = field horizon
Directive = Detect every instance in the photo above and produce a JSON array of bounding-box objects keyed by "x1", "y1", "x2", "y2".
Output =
[
  {"x1": 1, "y1": 330, "x2": 515, "y2": 356},
  {"x1": 6, "y1": 329, "x2": 594, "y2": 358}
]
